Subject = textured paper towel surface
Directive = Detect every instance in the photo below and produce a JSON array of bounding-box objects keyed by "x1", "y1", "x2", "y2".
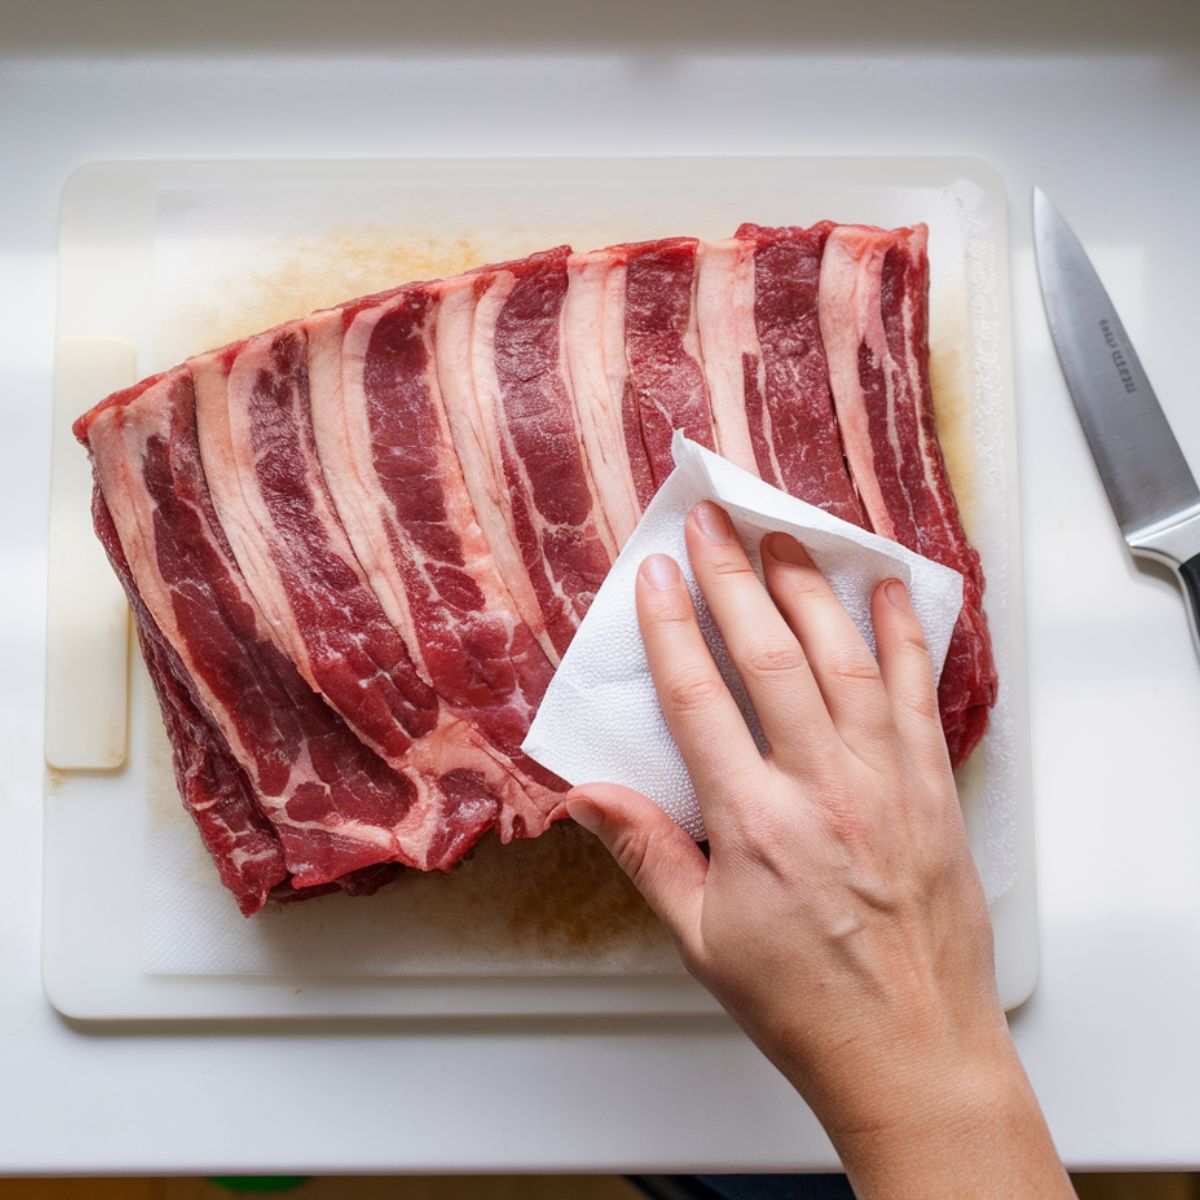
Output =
[{"x1": 523, "y1": 434, "x2": 965, "y2": 843}]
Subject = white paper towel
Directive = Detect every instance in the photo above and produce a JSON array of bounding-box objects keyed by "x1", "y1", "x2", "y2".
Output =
[{"x1": 522, "y1": 433, "x2": 965, "y2": 842}]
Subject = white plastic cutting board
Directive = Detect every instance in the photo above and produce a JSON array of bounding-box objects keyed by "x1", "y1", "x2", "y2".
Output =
[{"x1": 43, "y1": 157, "x2": 1037, "y2": 1020}]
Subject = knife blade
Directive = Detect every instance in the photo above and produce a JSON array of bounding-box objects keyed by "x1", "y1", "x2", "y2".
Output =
[{"x1": 1033, "y1": 187, "x2": 1200, "y2": 653}]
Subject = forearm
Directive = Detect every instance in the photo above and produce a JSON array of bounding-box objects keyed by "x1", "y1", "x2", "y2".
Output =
[
  {"x1": 821, "y1": 1041, "x2": 1074, "y2": 1200},
  {"x1": 579, "y1": 525, "x2": 1072, "y2": 1196}
]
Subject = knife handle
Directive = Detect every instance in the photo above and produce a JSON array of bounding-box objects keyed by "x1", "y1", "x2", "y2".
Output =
[
  {"x1": 1176, "y1": 554, "x2": 1200, "y2": 660},
  {"x1": 1128, "y1": 511, "x2": 1200, "y2": 661}
]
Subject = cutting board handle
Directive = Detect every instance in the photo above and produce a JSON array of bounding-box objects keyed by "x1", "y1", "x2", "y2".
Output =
[{"x1": 45, "y1": 337, "x2": 135, "y2": 771}]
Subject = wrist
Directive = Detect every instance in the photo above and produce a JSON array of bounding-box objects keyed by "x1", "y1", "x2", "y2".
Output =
[
  {"x1": 817, "y1": 1034, "x2": 1069, "y2": 1199},
  {"x1": 822, "y1": 1030, "x2": 1025, "y2": 1149},
  {"x1": 764, "y1": 980, "x2": 1016, "y2": 1141}
]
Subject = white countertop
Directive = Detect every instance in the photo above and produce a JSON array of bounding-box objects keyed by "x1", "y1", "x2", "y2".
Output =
[{"x1": 2, "y1": 2, "x2": 1199, "y2": 1174}]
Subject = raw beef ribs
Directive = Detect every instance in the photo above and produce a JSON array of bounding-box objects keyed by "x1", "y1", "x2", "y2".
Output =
[
  {"x1": 818, "y1": 225, "x2": 997, "y2": 763},
  {"x1": 621, "y1": 238, "x2": 717, "y2": 490},
  {"x1": 734, "y1": 222, "x2": 865, "y2": 526},
  {"x1": 78, "y1": 370, "x2": 535, "y2": 892},
  {"x1": 92, "y1": 488, "x2": 290, "y2": 914},
  {"x1": 76, "y1": 220, "x2": 997, "y2": 913},
  {"x1": 695, "y1": 233, "x2": 761, "y2": 476},
  {"x1": 191, "y1": 329, "x2": 441, "y2": 770},
  {"x1": 308, "y1": 285, "x2": 563, "y2": 833},
  {"x1": 563, "y1": 249, "x2": 647, "y2": 547},
  {"x1": 435, "y1": 249, "x2": 615, "y2": 662}
]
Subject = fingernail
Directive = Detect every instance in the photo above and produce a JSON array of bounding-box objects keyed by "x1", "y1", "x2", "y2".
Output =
[
  {"x1": 641, "y1": 553, "x2": 680, "y2": 590},
  {"x1": 692, "y1": 501, "x2": 733, "y2": 543},
  {"x1": 884, "y1": 578, "x2": 911, "y2": 610},
  {"x1": 566, "y1": 795, "x2": 603, "y2": 832},
  {"x1": 763, "y1": 532, "x2": 811, "y2": 565}
]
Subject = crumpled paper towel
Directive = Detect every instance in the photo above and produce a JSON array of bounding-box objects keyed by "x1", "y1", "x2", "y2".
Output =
[{"x1": 522, "y1": 432, "x2": 965, "y2": 841}]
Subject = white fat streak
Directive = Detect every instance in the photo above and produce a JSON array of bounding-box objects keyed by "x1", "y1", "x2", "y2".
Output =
[
  {"x1": 308, "y1": 308, "x2": 424, "y2": 669},
  {"x1": 680, "y1": 248, "x2": 706, "y2": 371},
  {"x1": 472, "y1": 272, "x2": 582, "y2": 639},
  {"x1": 270, "y1": 712, "x2": 559, "y2": 872},
  {"x1": 256, "y1": 711, "x2": 528, "y2": 875},
  {"x1": 217, "y1": 707, "x2": 505, "y2": 875},
  {"x1": 564, "y1": 252, "x2": 642, "y2": 547},
  {"x1": 819, "y1": 227, "x2": 903, "y2": 540},
  {"x1": 191, "y1": 347, "x2": 296, "y2": 659},
  {"x1": 696, "y1": 238, "x2": 764, "y2": 477},
  {"x1": 194, "y1": 333, "x2": 417, "y2": 773},
  {"x1": 320, "y1": 296, "x2": 528, "y2": 703},
  {"x1": 601, "y1": 258, "x2": 631, "y2": 435},
  {"x1": 476, "y1": 270, "x2": 612, "y2": 633},
  {"x1": 249, "y1": 768, "x2": 436, "y2": 870},
  {"x1": 898, "y1": 226, "x2": 954, "y2": 531},
  {"x1": 408, "y1": 715, "x2": 557, "y2": 843},
  {"x1": 629, "y1": 240, "x2": 716, "y2": 465},
  {"x1": 869, "y1": 237, "x2": 921, "y2": 541},
  {"x1": 418, "y1": 301, "x2": 536, "y2": 693},
  {"x1": 309, "y1": 299, "x2": 554, "y2": 834},
  {"x1": 494, "y1": 773, "x2": 567, "y2": 843},
  {"x1": 192, "y1": 339, "x2": 318, "y2": 681},
  {"x1": 312, "y1": 309, "x2": 461, "y2": 814},
  {"x1": 437, "y1": 273, "x2": 559, "y2": 664},
  {"x1": 90, "y1": 373, "x2": 257, "y2": 763},
  {"x1": 226, "y1": 841, "x2": 282, "y2": 871},
  {"x1": 555, "y1": 275, "x2": 619, "y2": 563},
  {"x1": 88, "y1": 374, "x2": 327, "y2": 807}
]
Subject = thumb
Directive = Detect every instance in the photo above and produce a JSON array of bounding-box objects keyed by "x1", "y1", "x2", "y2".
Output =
[{"x1": 567, "y1": 783, "x2": 707, "y2": 944}]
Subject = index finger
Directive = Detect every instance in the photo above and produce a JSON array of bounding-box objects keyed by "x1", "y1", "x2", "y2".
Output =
[
  {"x1": 636, "y1": 552, "x2": 767, "y2": 829},
  {"x1": 684, "y1": 503, "x2": 837, "y2": 773}
]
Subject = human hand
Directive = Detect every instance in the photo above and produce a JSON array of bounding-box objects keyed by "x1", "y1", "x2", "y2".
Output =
[{"x1": 567, "y1": 501, "x2": 1071, "y2": 1199}]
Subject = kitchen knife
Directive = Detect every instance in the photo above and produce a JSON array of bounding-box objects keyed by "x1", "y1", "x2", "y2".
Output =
[{"x1": 1033, "y1": 187, "x2": 1200, "y2": 655}]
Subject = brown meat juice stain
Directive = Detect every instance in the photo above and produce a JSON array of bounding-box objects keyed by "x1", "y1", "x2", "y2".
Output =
[
  {"x1": 384, "y1": 821, "x2": 671, "y2": 964},
  {"x1": 181, "y1": 231, "x2": 488, "y2": 356},
  {"x1": 497, "y1": 823, "x2": 663, "y2": 954},
  {"x1": 928, "y1": 333, "x2": 978, "y2": 535}
]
